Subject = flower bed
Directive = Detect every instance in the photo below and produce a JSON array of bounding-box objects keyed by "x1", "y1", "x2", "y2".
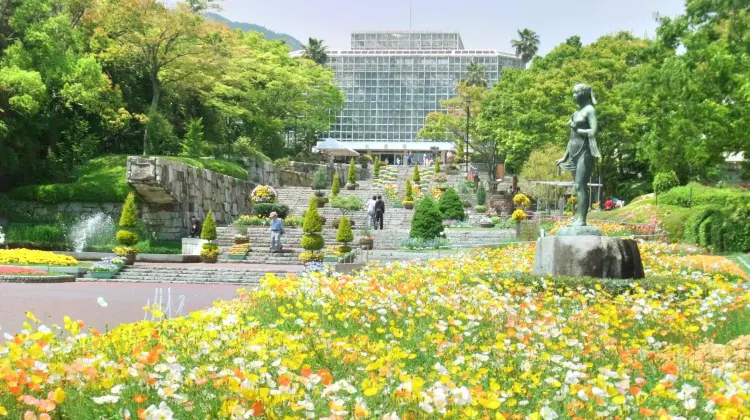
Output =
[
  {"x1": 0, "y1": 266, "x2": 48, "y2": 276},
  {"x1": 1, "y1": 242, "x2": 749, "y2": 418},
  {"x1": 0, "y1": 249, "x2": 78, "y2": 266}
]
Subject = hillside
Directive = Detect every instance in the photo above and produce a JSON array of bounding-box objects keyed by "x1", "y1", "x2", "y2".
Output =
[{"x1": 205, "y1": 12, "x2": 303, "y2": 51}]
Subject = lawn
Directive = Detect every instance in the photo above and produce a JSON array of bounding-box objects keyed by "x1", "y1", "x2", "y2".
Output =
[
  {"x1": 8, "y1": 155, "x2": 248, "y2": 204},
  {"x1": 1, "y1": 242, "x2": 749, "y2": 418},
  {"x1": 589, "y1": 196, "x2": 694, "y2": 242}
]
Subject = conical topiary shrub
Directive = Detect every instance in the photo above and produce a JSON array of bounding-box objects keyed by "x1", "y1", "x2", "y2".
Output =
[
  {"x1": 403, "y1": 179, "x2": 414, "y2": 209},
  {"x1": 346, "y1": 158, "x2": 357, "y2": 190},
  {"x1": 336, "y1": 216, "x2": 354, "y2": 254},
  {"x1": 200, "y1": 210, "x2": 217, "y2": 241},
  {"x1": 115, "y1": 192, "x2": 139, "y2": 261},
  {"x1": 301, "y1": 196, "x2": 324, "y2": 261},
  {"x1": 434, "y1": 157, "x2": 440, "y2": 173},
  {"x1": 331, "y1": 173, "x2": 341, "y2": 196},
  {"x1": 438, "y1": 188, "x2": 465, "y2": 221},
  {"x1": 373, "y1": 156, "x2": 381, "y2": 178},
  {"x1": 477, "y1": 182, "x2": 487, "y2": 206},
  {"x1": 412, "y1": 165, "x2": 421, "y2": 183},
  {"x1": 410, "y1": 197, "x2": 444, "y2": 240},
  {"x1": 199, "y1": 210, "x2": 218, "y2": 263}
]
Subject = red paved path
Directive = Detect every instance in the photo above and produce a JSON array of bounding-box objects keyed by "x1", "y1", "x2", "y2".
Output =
[{"x1": 0, "y1": 282, "x2": 242, "y2": 335}]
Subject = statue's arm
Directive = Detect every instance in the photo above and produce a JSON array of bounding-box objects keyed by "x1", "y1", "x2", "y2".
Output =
[{"x1": 577, "y1": 107, "x2": 598, "y2": 136}]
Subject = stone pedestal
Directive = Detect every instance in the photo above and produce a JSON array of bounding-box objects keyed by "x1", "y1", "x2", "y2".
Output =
[
  {"x1": 182, "y1": 238, "x2": 207, "y2": 255},
  {"x1": 533, "y1": 235, "x2": 645, "y2": 279}
]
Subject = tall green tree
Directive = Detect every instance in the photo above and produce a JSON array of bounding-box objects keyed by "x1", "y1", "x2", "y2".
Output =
[
  {"x1": 511, "y1": 28, "x2": 540, "y2": 66},
  {"x1": 463, "y1": 61, "x2": 488, "y2": 88},
  {"x1": 301, "y1": 37, "x2": 328, "y2": 65},
  {"x1": 181, "y1": 117, "x2": 205, "y2": 158}
]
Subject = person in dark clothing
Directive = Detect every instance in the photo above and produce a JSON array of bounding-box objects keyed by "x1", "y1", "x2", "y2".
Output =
[
  {"x1": 189, "y1": 215, "x2": 203, "y2": 238},
  {"x1": 375, "y1": 195, "x2": 385, "y2": 230}
]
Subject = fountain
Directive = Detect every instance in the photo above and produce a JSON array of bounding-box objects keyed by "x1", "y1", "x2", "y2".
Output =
[{"x1": 68, "y1": 213, "x2": 117, "y2": 252}]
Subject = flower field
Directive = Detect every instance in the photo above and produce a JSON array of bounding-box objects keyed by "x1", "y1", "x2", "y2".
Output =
[
  {"x1": 2, "y1": 243, "x2": 750, "y2": 419},
  {"x1": 0, "y1": 266, "x2": 48, "y2": 276},
  {"x1": 0, "y1": 249, "x2": 78, "y2": 266}
]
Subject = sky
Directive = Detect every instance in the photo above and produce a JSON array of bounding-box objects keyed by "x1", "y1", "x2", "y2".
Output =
[{"x1": 217, "y1": 0, "x2": 686, "y2": 54}]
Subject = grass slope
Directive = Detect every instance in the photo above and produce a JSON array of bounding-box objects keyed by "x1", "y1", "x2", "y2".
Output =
[
  {"x1": 589, "y1": 195, "x2": 693, "y2": 242},
  {"x1": 9, "y1": 155, "x2": 248, "y2": 204}
]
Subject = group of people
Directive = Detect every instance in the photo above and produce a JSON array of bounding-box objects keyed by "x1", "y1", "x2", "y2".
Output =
[{"x1": 366, "y1": 195, "x2": 386, "y2": 230}]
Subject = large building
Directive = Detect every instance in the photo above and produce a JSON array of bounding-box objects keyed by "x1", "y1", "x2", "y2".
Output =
[{"x1": 320, "y1": 31, "x2": 523, "y2": 164}]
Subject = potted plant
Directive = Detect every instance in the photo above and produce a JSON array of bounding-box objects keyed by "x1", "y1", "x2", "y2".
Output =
[
  {"x1": 512, "y1": 209, "x2": 527, "y2": 238},
  {"x1": 89, "y1": 258, "x2": 121, "y2": 279},
  {"x1": 234, "y1": 234, "x2": 248, "y2": 244},
  {"x1": 474, "y1": 205, "x2": 488, "y2": 214},
  {"x1": 200, "y1": 210, "x2": 219, "y2": 263},
  {"x1": 114, "y1": 192, "x2": 139, "y2": 265},
  {"x1": 331, "y1": 173, "x2": 341, "y2": 197},
  {"x1": 336, "y1": 216, "x2": 354, "y2": 260},
  {"x1": 402, "y1": 179, "x2": 414, "y2": 210},
  {"x1": 412, "y1": 165, "x2": 421, "y2": 185},
  {"x1": 314, "y1": 190, "x2": 328, "y2": 208},
  {"x1": 345, "y1": 158, "x2": 358, "y2": 190},
  {"x1": 479, "y1": 216, "x2": 494, "y2": 228},
  {"x1": 434, "y1": 173, "x2": 447, "y2": 183},
  {"x1": 227, "y1": 243, "x2": 250, "y2": 261},
  {"x1": 359, "y1": 228, "x2": 374, "y2": 250}
]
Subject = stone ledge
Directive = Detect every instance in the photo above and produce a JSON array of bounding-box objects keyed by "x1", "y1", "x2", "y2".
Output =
[
  {"x1": 0, "y1": 275, "x2": 75, "y2": 283},
  {"x1": 533, "y1": 236, "x2": 644, "y2": 279}
]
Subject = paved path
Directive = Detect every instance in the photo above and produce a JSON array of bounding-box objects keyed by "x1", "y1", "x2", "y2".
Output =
[
  {"x1": 0, "y1": 282, "x2": 242, "y2": 335},
  {"x1": 133, "y1": 262, "x2": 305, "y2": 272}
]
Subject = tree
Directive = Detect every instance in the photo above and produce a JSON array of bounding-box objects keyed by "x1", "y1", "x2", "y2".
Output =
[
  {"x1": 477, "y1": 183, "x2": 487, "y2": 206},
  {"x1": 181, "y1": 118, "x2": 205, "y2": 158},
  {"x1": 434, "y1": 157, "x2": 440, "y2": 173},
  {"x1": 463, "y1": 61, "x2": 488, "y2": 88},
  {"x1": 330, "y1": 172, "x2": 340, "y2": 196},
  {"x1": 336, "y1": 216, "x2": 354, "y2": 252},
  {"x1": 312, "y1": 166, "x2": 328, "y2": 190},
  {"x1": 511, "y1": 28, "x2": 540, "y2": 66},
  {"x1": 404, "y1": 179, "x2": 414, "y2": 203},
  {"x1": 438, "y1": 188, "x2": 465, "y2": 221},
  {"x1": 520, "y1": 143, "x2": 568, "y2": 202},
  {"x1": 116, "y1": 192, "x2": 139, "y2": 247},
  {"x1": 412, "y1": 165, "x2": 421, "y2": 183},
  {"x1": 410, "y1": 197, "x2": 444, "y2": 240},
  {"x1": 373, "y1": 156, "x2": 381, "y2": 178},
  {"x1": 301, "y1": 195, "x2": 324, "y2": 252},
  {"x1": 301, "y1": 37, "x2": 328, "y2": 65},
  {"x1": 94, "y1": 0, "x2": 223, "y2": 155}
]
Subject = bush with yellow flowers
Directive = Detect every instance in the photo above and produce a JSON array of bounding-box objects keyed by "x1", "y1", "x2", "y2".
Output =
[{"x1": 0, "y1": 249, "x2": 78, "y2": 266}]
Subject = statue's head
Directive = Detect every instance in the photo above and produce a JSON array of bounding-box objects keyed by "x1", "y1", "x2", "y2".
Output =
[{"x1": 573, "y1": 83, "x2": 596, "y2": 105}]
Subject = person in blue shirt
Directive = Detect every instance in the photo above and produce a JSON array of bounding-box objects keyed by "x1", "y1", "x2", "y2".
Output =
[{"x1": 269, "y1": 212, "x2": 285, "y2": 252}]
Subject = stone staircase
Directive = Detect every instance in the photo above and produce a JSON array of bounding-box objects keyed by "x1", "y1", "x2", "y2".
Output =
[{"x1": 83, "y1": 265, "x2": 297, "y2": 285}]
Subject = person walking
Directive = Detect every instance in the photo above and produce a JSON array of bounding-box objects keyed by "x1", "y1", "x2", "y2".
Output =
[
  {"x1": 269, "y1": 212, "x2": 285, "y2": 252},
  {"x1": 375, "y1": 195, "x2": 385, "y2": 230},
  {"x1": 406, "y1": 151, "x2": 412, "y2": 166},
  {"x1": 366, "y1": 195, "x2": 377, "y2": 229},
  {"x1": 189, "y1": 215, "x2": 202, "y2": 238}
]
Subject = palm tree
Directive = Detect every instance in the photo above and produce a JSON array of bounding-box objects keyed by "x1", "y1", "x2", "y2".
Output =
[
  {"x1": 463, "y1": 61, "x2": 488, "y2": 87},
  {"x1": 302, "y1": 37, "x2": 328, "y2": 65},
  {"x1": 511, "y1": 28, "x2": 540, "y2": 66}
]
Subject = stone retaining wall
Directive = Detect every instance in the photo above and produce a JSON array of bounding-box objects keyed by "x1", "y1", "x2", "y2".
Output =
[
  {"x1": 240, "y1": 157, "x2": 369, "y2": 188},
  {"x1": 7, "y1": 201, "x2": 123, "y2": 222},
  {"x1": 127, "y1": 157, "x2": 254, "y2": 240}
]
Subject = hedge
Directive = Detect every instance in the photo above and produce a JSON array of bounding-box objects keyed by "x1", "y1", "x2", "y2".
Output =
[
  {"x1": 164, "y1": 157, "x2": 249, "y2": 181},
  {"x1": 252, "y1": 203, "x2": 289, "y2": 219},
  {"x1": 682, "y1": 204, "x2": 750, "y2": 253},
  {"x1": 659, "y1": 183, "x2": 750, "y2": 208},
  {"x1": 410, "y1": 197, "x2": 444, "y2": 240}
]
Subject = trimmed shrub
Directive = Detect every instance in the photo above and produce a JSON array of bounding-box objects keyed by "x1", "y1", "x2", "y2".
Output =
[
  {"x1": 726, "y1": 205, "x2": 750, "y2": 252},
  {"x1": 302, "y1": 196, "x2": 323, "y2": 234},
  {"x1": 373, "y1": 157, "x2": 381, "y2": 178},
  {"x1": 312, "y1": 167, "x2": 328, "y2": 190},
  {"x1": 252, "y1": 203, "x2": 289, "y2": 219},
  {"x1": 434, "y1": 157, "x2": 440, "y2": 173},
  {"x1": 331, "y1": 173, "x2": 341, "y2": 196},
  {"x1": 115, "y1": 230, "x2": 138, "y2": 246},
  {"x1": 474, "y1": 205, "x2": 488, "y2": 213},
  {"x1": 438, "y1": 188, "x2": 465, "y2": 221},
  {"x1": 301, "y1": 234, "x2": 324, "y2": 251},
  {"x1": 336, "y1": 217, "x2": 354, "y2": 244},
  {"x1": 404, "y1": 179, "x2": 414, "y2": 201},
  {"x1": 200, "y1": 211, "x2": 217, "y2": 241},
  {"x1": 477, "y1": 183, "x2": 487, "y2": 206},
  {"x1": 653, "y1": 171, "x2": 679, "y2": 195},
  {"x1": 412, "y1": 166, "x2": 421, "y2": 183},
  {"x1": 347, "y1": 158, "x2": 357, "y2": 184},
  {"x1": 119, "y1": 192, "x2": 138, "y2": 229},
  {"x1": 410, "y1": 197, "x2": 444, "y2": 240},
  {"x1": 660, "y1": 183, "x2": 750, "y2": 208},
  {"x1": 462, "y1": 200, "x2": 472, "y2": 208},
  {"x1": 683, "y1": 206, "x2": 721, "y2": 245},
  {"x1": 330, "y1": 195, "x2": 363, "y2": 215}
]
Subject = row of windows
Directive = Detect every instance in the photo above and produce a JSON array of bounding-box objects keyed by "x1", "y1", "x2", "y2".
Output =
[
  {"x1": 328, "y1": 56, "x2": 508, "y2": 65},
  {"x1": 329, "y1": 132, "x2": 421, "y2": 140}
]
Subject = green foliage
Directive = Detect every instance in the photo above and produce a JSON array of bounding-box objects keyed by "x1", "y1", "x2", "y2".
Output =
[
  {"x1": 331, "y1": 173, "x2": 340, "y2": 196},
  {"x1": 301, "y1": 233, "x2": 324, "y2": 251},
  {"x1": 434, "y1": 157, "x2": 440, "y2": 173},
  {"x1": 330, "y1": 195, "x2": 363, "y2": 216},
  {"x1": 373, "y1": 157, "x2": 381, "y2": 178},
  {"x1": 312, "y1": 167, "x2": 328, "y2": 190},
  {"x1": 200, "y1": 211, "x2": 217, "y2": 241},
  {"x1": 410, "y1": 197, "x2": 444, "y2": 240},
  {"x1": 474, "y1": 205, "x2": 488, "y2": 213},
  {"x1": 412, "y1": 166, "x2": 421, "y2": 183},
  {"x1": 511, "y1": 28, "x2": 540, "y2": 65},
  {"x1": 659, "y1": 183, "x2": 750, "y2": 208},
  {"x1": 477, "y1": 183, "x2": 487, "y2": 206},
  {"x1": 438, "y1": 188, "x2": 465, "y2": 221},
  {"x1": 683, "y1": 206, "x2": 721, "y2": 246},
  {"x1": 5, "y1": 223, "x2": 66, "y2": 245},
  {"x1": 232, "y1": 137, "x2": 271, "y2": 162},
  {"x1": 404, "y1": 179, "x2": 414, "y2": 201},
  {"x1": 252, "y1": 203, "x2": 289, "y2": 219},
  {"x1": 116, "y1": 230, "x2": 138, "y2": 247},
  {"x1": 180, "y1": 118, "x2": 205, "y2": 158},
  {"x1": 336, "y1": 216, "x2": 354, "y2": 244},
  {"x1": 653, "y1": 171, "x2": 680, "y2": 195},
  {"x1": 726, "y1": 206, "x2": 750, "y2": 253},
  {"x1": 164, "y1": 157, "x2": 249, "y2": 181},
  {"x1": 119, "y1": 193, "x2": 138, "y2": 228},
  {"x1": 302, "y1": 196, "x2": 323, "y2": 233},
  {"x1": 8, "y1": 156, "x2": 132, "y2": 204},
  {"x1": 520, "y1": 144, "x2": 568, "y2": 199},
  {"x1": 147, "y1": 112, "x2": 179, "y2": 156},
  {"x1": 347, "y1": 158, "x2": 356, "y2": 184}
]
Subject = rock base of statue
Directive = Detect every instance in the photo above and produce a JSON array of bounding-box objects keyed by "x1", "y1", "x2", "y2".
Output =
[{"x1": 533, "y1": 232, "x2": 645, "y2": 279}]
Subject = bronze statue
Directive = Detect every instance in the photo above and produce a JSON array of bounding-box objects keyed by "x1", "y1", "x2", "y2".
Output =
[{"x1": 556, "y1": 84, "x2": 600, "y2": 227}]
